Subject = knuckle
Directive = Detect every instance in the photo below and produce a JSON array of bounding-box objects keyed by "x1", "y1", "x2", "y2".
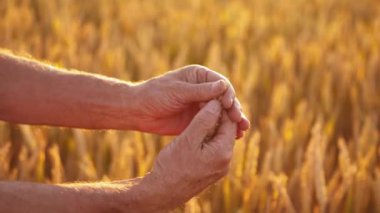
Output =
[
  {"x1": 185, "y1": 64, "x2": 208, "y2": 83},
  {"x1": 235, "y1": 100, "x2": 242, "y2": 111},
  {"x1": 184, "y1": 64, "x2": 201, "y2": 76},
  {"x1": 219, "y1": 150, "x2": 232, "y2": 165},
  {"x1": 187, "y1": 64, "x2": 205, "y2": 70},
  {"x1": 211, "y1": 149, "x2": 232, "y2": 168},
  {"x1": 219, "y1": 151, "x2": 232, "y2": 165}
]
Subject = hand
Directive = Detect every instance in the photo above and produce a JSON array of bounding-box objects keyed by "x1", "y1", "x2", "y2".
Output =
[
  {"x1": 140, "y1": 100, "x2": 236, "y2": 210},
  {"x1": 132, "y1": 65, "x2": 250, "y2": 137}
]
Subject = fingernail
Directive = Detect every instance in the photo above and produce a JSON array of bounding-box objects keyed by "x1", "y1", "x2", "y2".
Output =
[
  {"x1": 229, "y1": 97, "x2": 234, "y2": 107},
  {"x1": 220, "y1": 80, "x2": 228, "y2": 90},
  {"x1": 213, "y1": 80, "x2": 227, "y2": 92},
  {"x1": 208, "y1": 100, "x2": 221, "y2": 113}
]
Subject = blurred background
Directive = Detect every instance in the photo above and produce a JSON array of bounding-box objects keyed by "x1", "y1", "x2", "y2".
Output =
[{"x1": 0, "y1": 0, "x2": 380, "y2": 212}]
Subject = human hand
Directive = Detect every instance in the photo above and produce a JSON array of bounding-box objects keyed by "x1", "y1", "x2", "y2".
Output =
[
  {"x1": 138, "y1": 99, "x2": 236, "y2": 210},
  {"x1": 132, "y1": 65, "x2": 249, "y2": 137}
]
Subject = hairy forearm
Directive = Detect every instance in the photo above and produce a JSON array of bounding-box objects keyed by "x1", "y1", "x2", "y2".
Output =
[
  {"x1": 0, "y1": 175, "x2": 175, "y2": 213},
  {"x1": 0, "y1": 181, "x2": 131, "y2": 213},
  {"x1": 0, "y1": 53, "x2": 139, "y2": 130}
]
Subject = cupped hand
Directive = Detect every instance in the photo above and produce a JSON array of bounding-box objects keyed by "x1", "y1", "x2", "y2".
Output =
[
  {"x1": 142, "y1": 100, "x2": 236, "y2": 209},
  {"x1": 132, "y1": 65, "x2": 250, "y2": 137}
]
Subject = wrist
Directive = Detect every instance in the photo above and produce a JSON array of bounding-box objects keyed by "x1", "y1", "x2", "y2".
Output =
[
  {"x1": 91, "y1": 80, "x2": 142, "y2": 131},
  {"x1": 117, "y1": 82, "x2": 142, "y2": 130},
  {"x1": 127, "y1": 172, "x2": 180, "y2": 212},
  {"x1": 124, "y1": 80, "x2": 156, "y2": 132},
  {"x1": 124, "y1": 82, "x2": 146, "y2": 131}
]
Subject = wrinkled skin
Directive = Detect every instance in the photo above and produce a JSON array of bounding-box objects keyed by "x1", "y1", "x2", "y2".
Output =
[
  {"x1": 143, "y1": 100, "x2": 237, "y2": 208},
  {"x1": 133, "y1": 65, "x2": 250, "y2": 138}
]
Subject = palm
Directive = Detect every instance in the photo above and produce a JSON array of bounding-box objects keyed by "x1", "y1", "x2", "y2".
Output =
[{"x1": 141, "y1": 94, "x2": 200, "y2": 135}]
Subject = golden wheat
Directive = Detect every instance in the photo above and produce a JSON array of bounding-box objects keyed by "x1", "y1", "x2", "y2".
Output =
[{"x1": 0, "y1": 0, "x2": 379, "y2": 212}]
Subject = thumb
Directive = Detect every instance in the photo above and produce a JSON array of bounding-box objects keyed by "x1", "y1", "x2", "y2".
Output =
[
  {"x1": 180, "y1": 80, "x2": 227, "y2": 103},
  {"x1": 180, "y1": 99, "x2": 222, "y2": 148},
  {"x1": 210, "y1": 111, "x2": 237, "y2": 151}
]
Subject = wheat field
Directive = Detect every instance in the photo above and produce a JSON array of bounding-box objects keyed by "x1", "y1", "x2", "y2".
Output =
[{"x1": 0, "y1": 0, "x2": 380, "y2": 212}]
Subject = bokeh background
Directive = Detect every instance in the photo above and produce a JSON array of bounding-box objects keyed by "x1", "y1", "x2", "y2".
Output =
[{"x1": 1, "y1": 0, "x2": 380, "y2": 212}]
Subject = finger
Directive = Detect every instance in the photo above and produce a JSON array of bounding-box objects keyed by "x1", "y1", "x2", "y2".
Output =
[
  {"x1": 182, "y1": 65, "x2": 236, "y2": 109},
  {"x1": 181, "y1": 80, "x2": 227, "y2": 103},
  {"x1": 227, "y1": 99, "x2": 242, "y2": 123},
  {"x1": 221, "y1": 86, "x2": 235, "y2": 109},
  {"x1": 202, "y1": 66, "x2": 235, "y2": 109},
  {"x1": 181, "y1": 99, "x2": 222, "y2": 147},
  {"x1": 236, "y1": 129, "x2": 244, "y2": 139},
  {"x1": 228, "y1": 98, "x2": 251, "y2": 131},
  {"x1": 211, "y1": 111, "x2": 237, "y2": 150},
  {"x1": 238, "y1": 114, "x2": 250, "y2": 131}
]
